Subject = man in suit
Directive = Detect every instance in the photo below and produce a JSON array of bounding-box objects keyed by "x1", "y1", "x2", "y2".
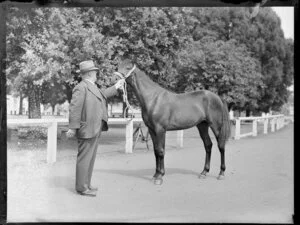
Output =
[{"x1": 66, "y1": 60, "x2": 125, "y2": 197}]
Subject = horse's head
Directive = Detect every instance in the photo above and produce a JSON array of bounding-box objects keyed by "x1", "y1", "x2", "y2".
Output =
[{"x1": 114, "y1": 59, "x2": 137, "y2": 85}]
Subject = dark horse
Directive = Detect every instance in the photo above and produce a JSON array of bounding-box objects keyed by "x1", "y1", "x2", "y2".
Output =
[{"x1": 115, "y1": 60, "x2": 231, "y2": 185}]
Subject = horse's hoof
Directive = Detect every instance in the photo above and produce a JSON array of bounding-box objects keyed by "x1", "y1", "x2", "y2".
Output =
[
  {"x1": 153, "y1": 178, "x2": 163, "y2": 185},
  {"x1": 217, "y1": 175, "x2": 225, "y2": 180},
  {"x1": 198, "y1": 174, "x2": 206, "y2": 179}
]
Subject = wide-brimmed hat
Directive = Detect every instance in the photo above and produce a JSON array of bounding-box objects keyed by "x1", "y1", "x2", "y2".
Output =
[{"x1": 76, "y1": 60, "x2": 99, "y2": 74}]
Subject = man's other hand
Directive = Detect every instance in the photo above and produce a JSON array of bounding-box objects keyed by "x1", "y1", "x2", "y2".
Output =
[{"x1": 66, "y1": 129, "x2": 76, "y2": 139}]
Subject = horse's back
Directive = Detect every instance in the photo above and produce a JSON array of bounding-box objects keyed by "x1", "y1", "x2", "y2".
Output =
[
  {"x1": 144, "y1": 89, "x2": 225, "y2": 130},
  {"x1": 181, "y1": 90, "x2": 224, "y2": 123},
  {"x1": 177, "y1": 90, "x2": 223, "y2": 107}
]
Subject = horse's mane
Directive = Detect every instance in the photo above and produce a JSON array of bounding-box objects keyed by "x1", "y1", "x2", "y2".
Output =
[{"x1": 136, "y1": 67, "x2": 177, "y2": 94}]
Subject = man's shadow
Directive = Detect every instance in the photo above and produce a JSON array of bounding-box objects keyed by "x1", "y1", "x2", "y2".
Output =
[{"x1": 47, "y1": 176, "x2": 76, "y2": 194}]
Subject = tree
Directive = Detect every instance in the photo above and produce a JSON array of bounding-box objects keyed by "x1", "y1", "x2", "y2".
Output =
[
  {"x1": 7, "y1": 8, "x2": 55, "y2": 118},
  {"x1": 227, "y1": 7, "x2": 294, "y2": 112},
  {"x1": 182, "y1": 7, "x2": 293, "y2": 113},
  {"x1": 84, "y1": 7, "x2": 192, "y2": 112},
  {"x1": 6, "y1": 7, "x2": 293, "y2": 118},
  {"x1": 175, "y1": 38, "x2": 263, "y2": 111},
  {"x1": 41, "y1": 76, "x2": 68, "y2": 115},
  {"x1": 6, "y1": 7, "x2": 34, "y2": 115}
]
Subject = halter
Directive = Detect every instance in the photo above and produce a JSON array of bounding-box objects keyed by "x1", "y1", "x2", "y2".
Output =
[
  {"x1": 113, "y1": 64, "x2": 136, "y2": 118},
  {"x1": 113, "y1": 64, "x2": 136, "y2": 79}
]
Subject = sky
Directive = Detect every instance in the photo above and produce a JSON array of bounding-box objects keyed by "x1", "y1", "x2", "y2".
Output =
[{"x1": 271, "y1": 7, "x2": 294, "y2": 40}]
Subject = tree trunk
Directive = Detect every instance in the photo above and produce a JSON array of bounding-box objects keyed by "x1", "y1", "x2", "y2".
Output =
[
  {"x1": 18, "y1": 92, "x2": 23, "y2": 115},
  {"x1": 28, "y1": 84, "x2": 41, "y2": 119},
  {"x1": 51, "y1": 104, "x2": 56, "y2": 115},
  {"x1": 246, "y1": 109, "x2": 251, "y2": 117}
]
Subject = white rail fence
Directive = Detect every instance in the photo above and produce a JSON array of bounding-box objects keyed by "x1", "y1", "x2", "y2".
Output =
[
  {"x1": 7, "y1": 114, "x2": 291, "y2": 164},
  {"x1": 8, "y1": 118, "x2": 68, "y2": 164},
  {"x1": 7, "y1": 118, "x2": 184, "y2": 164},
  {"x1": 234, "y1": 114, "x2": 287, "y2": 140}
]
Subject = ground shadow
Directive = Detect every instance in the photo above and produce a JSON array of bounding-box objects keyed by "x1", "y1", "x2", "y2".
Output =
[
  {"x1": 46, "y1": 176, "x2": 75, "y2": 194},
  {"x1": 97, "y1": 167, "x2": 200, "y2": 181}
]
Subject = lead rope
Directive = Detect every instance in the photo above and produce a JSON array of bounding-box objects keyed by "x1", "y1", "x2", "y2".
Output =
[
  {"x1": 120, "y1": 81, "x2": 134, "y2": 119},
  {"x1": 114, "y1": 64, "x2": 136, "y2": 119}
]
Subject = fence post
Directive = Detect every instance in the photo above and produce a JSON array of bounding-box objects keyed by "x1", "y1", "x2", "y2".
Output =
[
  {"x1": 271, "y1": 118, "x2": 275, "y2": 132},
  {"x1": 125, "y1": 119, "x2": 134, "y2": 153},
  {"x1": 276, "y1": 118, "x2": 280, "y2": 130},
  {"x1": 279, "y1": 117, "x2": 282, "y2": 129},
  {"x1": 281, "y1": 117, "x2": 284, "y2": 128},
  {"x1": 176, "y1": 130, "x2": 184, "y2": 149},
  {"x1": 47, "y1": 121, "x2": 57, "y2": 164},
  {"x1": 234, "y1": 118, "x2": 241, "y2": 140},
  {"x1": 278, "y1": 117, "x2": 282, "y2": 129},
  {"x1": 263, "y1": 118, "x2": 268, "y2": 134},
  {"x1": 252, "y1": 119, "x2": 257, "y2": 136}
]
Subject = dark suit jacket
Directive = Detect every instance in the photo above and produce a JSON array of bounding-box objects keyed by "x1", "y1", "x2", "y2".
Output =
[{"x1": 69, "y1": 80, "x2": 118, "y2": 139}]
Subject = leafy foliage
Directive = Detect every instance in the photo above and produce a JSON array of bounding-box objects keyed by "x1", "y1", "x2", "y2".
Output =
[
  {"x1": 17, "y1": 126, "x2": 47, "y2": 139},
  {"x1": 6, "y1": 7, "x2": 294, "y2": 117}
]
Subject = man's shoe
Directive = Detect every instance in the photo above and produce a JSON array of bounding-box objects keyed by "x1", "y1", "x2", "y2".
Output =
[
  {"x1": 77, "y1": 189, "x2": 97, "y2": 197},
  {"x1": 88, "y1": 186, "x2": 98, "y2": 191}
]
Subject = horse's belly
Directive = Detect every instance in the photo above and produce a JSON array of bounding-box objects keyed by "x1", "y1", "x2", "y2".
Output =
[{"x1": 166, "y1": 106, "x2": 205, "y2": 130}]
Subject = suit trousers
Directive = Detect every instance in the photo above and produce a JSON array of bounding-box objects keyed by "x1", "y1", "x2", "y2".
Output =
[{"x1": 76, "y1": 131, "x2": 101, "y2": 192}]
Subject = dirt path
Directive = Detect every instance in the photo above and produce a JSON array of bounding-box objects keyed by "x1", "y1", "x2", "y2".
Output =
[{"x1": 7, "y1": 124, "x2": 294, "y2": 223}]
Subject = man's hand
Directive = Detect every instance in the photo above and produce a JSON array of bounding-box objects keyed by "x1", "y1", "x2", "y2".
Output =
[
  {"x1": 66, "y1": 129, "x2": 76, "y2": 139},
  {"x1": 114, "y1": 79, "x2": 125, "y2": 90}
]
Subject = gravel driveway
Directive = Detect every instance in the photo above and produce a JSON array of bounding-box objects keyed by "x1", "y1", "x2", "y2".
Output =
[{"x1": 7, "y1": 124, "x2": 294, "y2": 223}]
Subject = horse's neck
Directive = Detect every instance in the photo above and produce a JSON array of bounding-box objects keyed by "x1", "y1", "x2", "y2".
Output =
[
  {"x1": 131, "y1": 69, "x2": 165, "y2": 106},
  {"x1": 136, "y1": 70, "x2": 161, "y2": 91}
]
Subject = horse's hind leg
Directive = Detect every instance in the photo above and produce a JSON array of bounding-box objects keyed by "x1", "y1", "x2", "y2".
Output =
[
  {"x1": 217, "y1": 138, "x2": 226, "y2": 180},
  {"x1": 210, "y1": 125, "x2": 226, "y2": 180},
  {"x1": 148, "y1": 127, "x2": 166, "y2": 185},
  {"x1": 197, "y1": 122, "x2": 213, "y2": 179}
]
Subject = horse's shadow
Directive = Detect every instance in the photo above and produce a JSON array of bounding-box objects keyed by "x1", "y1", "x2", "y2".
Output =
[
  {"x1": 96, "y1": 167, "x2": 200, "y2": 181},
  {"x1": 47, "y1": 168, "x2": 207, "y2": 194}
]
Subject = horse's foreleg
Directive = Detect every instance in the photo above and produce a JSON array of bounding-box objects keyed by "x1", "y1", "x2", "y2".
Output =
[
  {"x1": 197, "y1": 123, "x2": 213, "y2": 179},
  {"x1": 149, "y1": 128, "x2": 166, "y2": 185}
]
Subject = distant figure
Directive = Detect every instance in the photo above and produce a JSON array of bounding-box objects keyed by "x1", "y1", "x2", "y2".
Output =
[{"x1": 66, "y1": 60, "x2": 125, "y2": 197}]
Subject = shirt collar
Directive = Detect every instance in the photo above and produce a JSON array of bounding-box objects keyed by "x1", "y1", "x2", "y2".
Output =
[{"x1": 84, "y1": 79, "x2": 95, "y2": 85}]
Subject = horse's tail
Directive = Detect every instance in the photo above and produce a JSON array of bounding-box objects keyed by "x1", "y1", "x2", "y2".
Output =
[{"x1": 219, "y1": 100, "x2": 231, "y2": 143}]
